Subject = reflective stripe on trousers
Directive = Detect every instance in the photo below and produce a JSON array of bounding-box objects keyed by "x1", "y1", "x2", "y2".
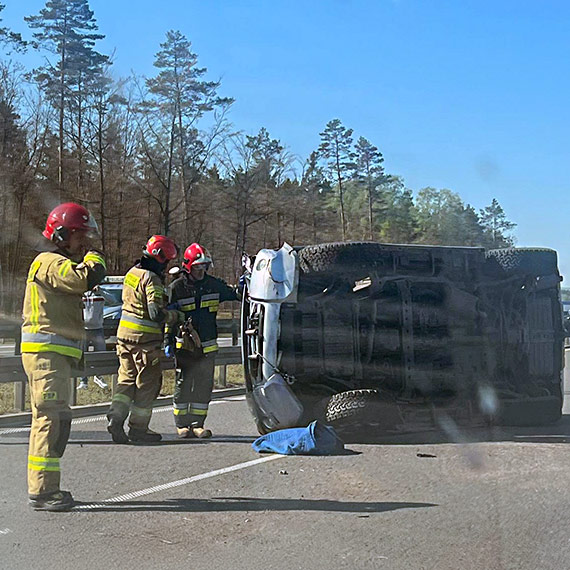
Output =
[
  {"x1": 201, "y1": 339, "x2": 218, "y2": 353},
  {"x1": 189, "y1": 402, "x2": 209, "y2": 416},
  {"x1": 28, "y1": 455, "x2": 61, "y2": 472}
]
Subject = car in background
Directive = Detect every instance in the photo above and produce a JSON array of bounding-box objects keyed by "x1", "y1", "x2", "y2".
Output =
[
  {"x1": 563, "y1": 300, "x2": 570, "y2": 337},
  {"x1": 241, "y1": 242, "x2": 565, "y2": 436},
  {"x1": 99, "y1": 276, "x2": 123, "y2": 342}
]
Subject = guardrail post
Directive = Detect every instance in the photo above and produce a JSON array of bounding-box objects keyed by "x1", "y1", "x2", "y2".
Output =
[
  {"x1": 14, "y1": 327, "x2": 21, "y2": 355},
  {"x1": 14, "y1": 381, "x2": 26, "y2": 411},
  {"x1": 215, "y1": 365, "x2": 227, "y2": 388},
  {"x1": 231, "y1": 322, "x2": 238, "y2": 346},
  {"x1": 69, "y1": 377, "x2": 77, "y2": 407}
]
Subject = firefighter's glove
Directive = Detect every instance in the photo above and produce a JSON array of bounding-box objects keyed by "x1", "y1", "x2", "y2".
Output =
[{"x1": 165, "y1": 344, "x2": 175, "y2": 359}]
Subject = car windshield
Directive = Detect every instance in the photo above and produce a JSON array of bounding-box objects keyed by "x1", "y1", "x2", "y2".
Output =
[{"x1": 98, "y1": 285, "x2": 123, "y2": 307}]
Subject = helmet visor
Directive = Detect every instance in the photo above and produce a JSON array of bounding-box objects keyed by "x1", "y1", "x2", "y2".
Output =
[{"x1": 84, "y1": 214, "x2": 100, "y2": 239}]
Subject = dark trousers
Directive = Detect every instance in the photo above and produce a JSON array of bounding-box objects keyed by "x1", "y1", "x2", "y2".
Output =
[{"x1": 173, "y1": 350, "x2": 215, "y2": 428}]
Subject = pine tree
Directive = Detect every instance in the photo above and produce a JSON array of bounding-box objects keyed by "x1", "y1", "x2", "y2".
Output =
[
  {"x1": 0, "y1": 4, "x2": 25, "y2": 52},
  {"x1": 317, "y1": 119, "x2": 355, "y2": 240},
  {"x1": 25, "y1": 0, "x2": 108, "y2": 196},
  {"x1": 479, "y1": 198, "x2": 516, "y2": 247},
  {"x1": 142, "y1": 29, "x2": 233, "y2": 235},
  {"x1": 301, "y1": 151, "x2": 330, "y2": 243},
  {"x1": 355, "y1": 136, "x2": 384, "y2": 240}
]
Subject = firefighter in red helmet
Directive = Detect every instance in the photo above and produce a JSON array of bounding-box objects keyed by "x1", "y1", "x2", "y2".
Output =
[
  {"x1": 106, "y1": 235, "x2": 184, "y2": 443},
  {"x1": 22, "y1": 202, "x2": 106, "y2": 511},
  {"x1": 165, "y1": 243, "x2": 239, "y2": 438}
]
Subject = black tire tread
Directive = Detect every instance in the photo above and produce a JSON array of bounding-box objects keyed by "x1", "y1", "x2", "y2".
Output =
[{"x1": 486, "y1": 247, "x2": 558, "y2": 276}]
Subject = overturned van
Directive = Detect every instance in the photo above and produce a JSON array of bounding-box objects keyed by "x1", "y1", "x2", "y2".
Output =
[{"x1": 241, "y1": 242, "x2": 565, "y2": 436}]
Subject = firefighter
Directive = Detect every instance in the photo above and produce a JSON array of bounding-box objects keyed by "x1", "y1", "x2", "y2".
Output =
[
  {"x1": 22, "y1": 202, "x2": 106, "y2": 511},
  {"x1": 165, "y1": 243, "x2": 238, "y2": 438},
  {"x1": 106, "y1": 235, "x2": 184, "y2": 444}
]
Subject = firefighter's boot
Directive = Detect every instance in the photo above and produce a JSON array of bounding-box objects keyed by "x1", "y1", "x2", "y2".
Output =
[
  {"x1": 107, "y1": 417, "x2": 129, "y2": 444},
  {"x1": 176, "y1": 427, "x2": 192, "y2": 439},
  {"x1": 28, "y1": 490, "x2": 75, "y2": 512},
  {"x1": 191, "y1": 426, "x2": 212, "y2": 439},
  {"x1": 129, "y1": 428, "x2": 162, "y2": 443}
]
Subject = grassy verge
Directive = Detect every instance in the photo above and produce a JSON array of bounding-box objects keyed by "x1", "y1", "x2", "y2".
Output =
[{"x1": 0, "y1": 364, "x2": 244, "y2": 415}]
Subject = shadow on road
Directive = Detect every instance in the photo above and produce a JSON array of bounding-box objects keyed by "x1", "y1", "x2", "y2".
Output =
[
  {"x1": 338, "y1": 415, "x2": 570, "y2": 445},
  {"x1": 75, "y1": 496, "x2": 437, "y2": 514},
  {"x1": 0, "y1": 433, "x2": 260, "y2": 446},
  {"x1": 69, "y1": 434, "x2": 260, "y2": 445}
]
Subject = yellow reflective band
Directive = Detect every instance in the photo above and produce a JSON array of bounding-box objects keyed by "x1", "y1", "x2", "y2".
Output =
[
  {"x1": 180, "y1": 303, "x2": 196, "y2": 311},
  {"x1": 173, "y1": 408, "x2": 189, "y2": 416},
  {"x1": 27, "y1": 260, "x2": 41, "y2": 282},
  {"x1": 58, "y1": 259, "x2": 74, "y2": 277},
  {"x1": 84, "y1": 253, "x2": 106, "y2": 269},
  {"x1": 20, "y1": 342, "x2": 82, "y2": 359},
  {"x1": 112, "y1": 393, "x2": 132, "y2": 406},
  {"x1": 124, "y1": 273, "x2": 140, "y2": 290},
  {"x1": 28, "y1": 464, "x2": 60, "y2": 472},
  {"x1": 28, "y1": 456, "x2": 60, "y2": 472},
  {"x1": 42, "y1": 391, "x2": 57, "y2": 401},
  {"x1": 200, "y1": 300, "x2": 219, "y2": 308},
  {"x1": 189, "y1": 408, "x2": 208, "y2": 416},
  {"x1": 203, "y1": 344, "x2": 218, "y2": 354},
  {"x1": 119, "y1": 319, "x2": 161, "y2": 334},
  {"x1": 175, "y1": 342, "x2": 183, "y2": 349},
  {"x1": 28, "y1": 455, "x2": 60, "y2": 464},
  {"x1": 148, "y1": 286, "x2": 164, "y2": 295},
  {"x1": 209, "y1": 306, "x2": 219, "y2": 313},
  {"x1": 30, "y1": 283, "x2": 40, "y2": 334}
]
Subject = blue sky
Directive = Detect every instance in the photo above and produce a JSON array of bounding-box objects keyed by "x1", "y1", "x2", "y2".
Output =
[{"x1": 4, "y1": 1, "x2": 570, "y2": 278}]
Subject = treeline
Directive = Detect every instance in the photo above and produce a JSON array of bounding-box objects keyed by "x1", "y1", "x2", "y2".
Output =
[{"x1": 0, "y1": 0, "x2": 516, "y2": 314}]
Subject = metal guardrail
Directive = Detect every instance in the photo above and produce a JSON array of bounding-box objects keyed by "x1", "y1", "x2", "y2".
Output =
[
  {"x1": 0, "y1": 317, "x2": 242, "y2": 413},
  {"x1": 0, "y1": 346, "x2": 242, "y2": 413}
]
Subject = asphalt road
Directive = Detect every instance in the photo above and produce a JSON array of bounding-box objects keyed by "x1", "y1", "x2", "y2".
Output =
[{"x1": 1, "y1": 394, "x2": 570, "y2": 570}]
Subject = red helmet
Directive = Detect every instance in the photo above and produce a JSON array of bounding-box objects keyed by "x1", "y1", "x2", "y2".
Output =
[
  {"x1": 182, "y1": 243, "x2": 213, "y2": 272},
  {"x1": 143, "y1": 235, "x2": 178, "y2": 264},
  {"x1": 43, "y1": 202, "x2": 99, "y2": 243}
]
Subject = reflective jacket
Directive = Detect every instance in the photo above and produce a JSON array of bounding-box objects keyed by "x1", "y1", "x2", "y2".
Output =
[
  {"x1": 117, "y1": 265, "x2": 180, "y2": 345},
  {"x1": 21, "y1": 250, "x2": 107, "y2": 360},
  {"x1": 166, "y1": 273, "x2": 237, "y2": 354}
]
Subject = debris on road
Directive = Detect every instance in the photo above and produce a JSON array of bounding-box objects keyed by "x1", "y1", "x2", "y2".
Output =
[{"x1": 252, "y1": 420, "x2": 345, "y2": 455}]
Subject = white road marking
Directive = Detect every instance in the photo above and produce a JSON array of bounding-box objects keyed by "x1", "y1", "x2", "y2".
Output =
[
  {"x1": 75, "y1": 455, "x2": 282, "y2": 510},
  {"x1": 0, "y1": 396, "x2": 246, "y2": 436},
  {"x1": 0, "y1": 528, "x2": 12, "y2": 536}
]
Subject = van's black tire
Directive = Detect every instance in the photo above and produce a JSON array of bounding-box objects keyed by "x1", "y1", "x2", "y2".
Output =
[
  {"x1": 298, "y1": 242, "x2": 390, "y2": 275},
  {"x1": 486, "y1": 248, "x2": 558, "y2": 277},
  {"x1": 323, "y1": 389, "x2": 401, "y2": 434}
]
